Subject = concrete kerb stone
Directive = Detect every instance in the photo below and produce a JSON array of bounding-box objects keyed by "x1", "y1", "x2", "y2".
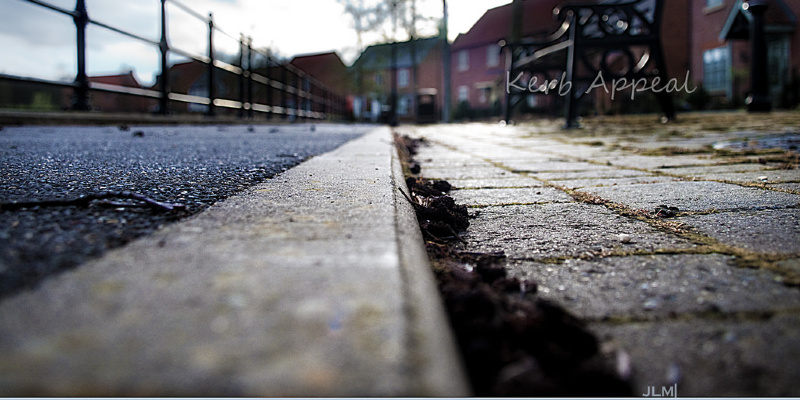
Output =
[{"x1": 0, "y1": 127, "x2": 469, "y2": 396}]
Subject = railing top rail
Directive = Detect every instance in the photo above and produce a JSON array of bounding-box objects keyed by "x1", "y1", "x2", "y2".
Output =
[{"x1": 21, "y1": 0, "x2": 72, "y2": 17}]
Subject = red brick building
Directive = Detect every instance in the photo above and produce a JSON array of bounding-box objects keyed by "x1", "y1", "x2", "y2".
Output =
[
  {"x1": 350, "y1": 37, "x2": 444, "y2": 123},
  {"x1": 450, "y1": 0, "x2": 692, "y2": 118},
  {"x1": 449, "y1": 0, "x2": 797, "y2": 117},
  {"x1": 450, "y1": 0, "x2": 563, "y2": 118},
  {"x1": 691, "y1": 0, "x2": 798, "y2": 108},
  {"x1": 87, "y1": 71, "x2": 153, "y2": 113},
  {"x1": 290, "y1": 52, "x2": 350, "y2": 98}
]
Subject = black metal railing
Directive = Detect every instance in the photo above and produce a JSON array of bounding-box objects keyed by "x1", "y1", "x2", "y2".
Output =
[{"x1": 1, "y1": 0, "x2": 347, "y2": 120}]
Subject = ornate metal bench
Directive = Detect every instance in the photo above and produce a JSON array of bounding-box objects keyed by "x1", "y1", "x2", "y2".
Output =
[{"x1": 502, "y1": 0, "x2": 676, "y2": 128}]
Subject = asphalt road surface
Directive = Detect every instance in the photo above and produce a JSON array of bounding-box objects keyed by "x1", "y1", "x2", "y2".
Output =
[{"x1": 0, "y1": 123, "x2": 372, "y2": 300}]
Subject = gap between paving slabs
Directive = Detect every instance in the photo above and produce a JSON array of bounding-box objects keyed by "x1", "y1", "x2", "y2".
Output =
[{"x1": 394, "y1": 133, "x2": 632, "y2": 397}]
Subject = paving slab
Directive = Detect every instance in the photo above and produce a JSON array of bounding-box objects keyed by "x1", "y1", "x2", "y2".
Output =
[
  {"x1": 501, "y1": 160, "x2": 616, "y2": 174},
  {"x1": 582, "y1": 180, "x2": 800, "y2": 212},
  {"x1": 550, "y1": 175, "x2": 680, "y2": 189},
  {"x1": 0, "y1": 127, "x2": 469, "y2": 397},
  {"x1": 446, "y1": 176, "x2": 546, "y2": 189},
  {"x1": 590, "y1": 314, "x2": 800, "y2": 397},
  {"x1": 770, "y1": 183, "x2": 800, "y2": 192},
  {"x1": 505, "y1": 254, "x2": 800, "y2": 321},
  {"x1": 421, "y1": 165, "x2": 514, "y2": 180},
  {"x1": 463, "y1": 203, "x2": 696, "y2": 260},
  {"x1": 533, "y1": 168, "x2": 655, "y2": 182},
  {"x1": 593, "y1": 154, "x2": 721, "y2": 169},
  {"x1": 653, "y1": 163, "x2": 770, "y2": 176},
  {"x1": 679, "y1": 208, "x2": 800, "y2": 254},
  {"x1": 451, "y1": 187, "x2": 573, "y2": 206}
]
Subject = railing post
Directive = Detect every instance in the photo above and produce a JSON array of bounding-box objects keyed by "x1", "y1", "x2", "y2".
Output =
[
  {"x1": 295, "y1": 72, "x2": 301, "y2": 121},
  {"x1": 72, "y1": 0, "x2": 90, "y2": 111},
  {"x1": 281, "y1": 66, "x2": 288, "y2": 121},
  {"x1": 158, "y1": 0, "x2": 170, "y2": 115},
  {"x1": 266, "y1": 51, "x2": 273, "y2": 120},
  {"x1": 247, "y1": 36, "x2": 254, "y2": 119},
  {"x1": 207, "y1": 12, "x2": 216, "y2": 117},
  {"x1": 238, "y1": 33, "x2": 246, "y2": 119}
]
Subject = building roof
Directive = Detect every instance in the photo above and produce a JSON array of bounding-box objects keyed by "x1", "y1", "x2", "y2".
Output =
[
  {"x1": 351, "y1": 37, "x2": 441, "y2": 71},
  {"x1": 290, "y1": 51, "x2": 349, "y2": 94},
  {"x1": 290, "y1": 52, "x2": 347, "y2": 80},
  {"x1": 451, "y1": 0, "x2": 563, "y2": 50},
  {"x1": 88, "y1": 71, "x2": 142, "y2": 88}
]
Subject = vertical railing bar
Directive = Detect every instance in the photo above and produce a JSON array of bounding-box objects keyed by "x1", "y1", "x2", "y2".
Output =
[
  {"x1": 72, "y1": 0, "x2": 90, "y2": 110},
  {"x1": 238, "y1": 34, "x2": 246, "y2": 118},
  {"x1": 294, "y1": 71, "x2": 301, "y2": 121},
  {"x1": 281, "y1": 65, "x2": 288, "y2": 120},
  {"x1": 158, "y1": 0, "x2": 170, "y2": 115},
  {"x1": 207, "y1": 12, "x2": 216, "y2": 117},
  {"x1": 247, "y1": 36, "x2": 254, "y2": 119},
  {"x1": 266, "y1": 50, "x2": 273, "y2": 120}
]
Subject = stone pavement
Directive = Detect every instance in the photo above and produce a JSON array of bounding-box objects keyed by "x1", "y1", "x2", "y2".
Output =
[
  {"x1": 399, "y1": 113, "x2": 800, "y2": 397},
  {"x1": 0, "y1": 127, "x2": 468, "y2": 396}
]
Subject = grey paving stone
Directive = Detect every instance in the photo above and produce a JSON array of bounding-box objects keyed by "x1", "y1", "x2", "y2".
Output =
[
  {"x1": 533, "y1": 168, "x2": 654, "y2": 182},
  {"x1": 451, "y1": 187, "x2": 573, "y2": 206},
  {"x1": 505, "y1": 254, "x2": 800, "y2": 320},
  {"x1": 500, "y1": 160, "x2": 616, "y2": 173},
  {"x1": 769, "y1": 183, "x2": 800, "y2": 192},
  {"x1": 590, "y1": 314, "x2": 800, "y2": 397},
  {"x1": 550, "y1": 176, "x2": 680, "y2": 190},
  {"x1": 701, "y1": 171, "x2": 800, "y2": 184},
  {"x1": 418, "y1": 158, "x2": 496, "y2": 169},
  {"x1": 655, "y1": 163, "x2": 769, "y2": 176},
  {"x1": 463, "y1": 203, "x2": 696, "y2": 260},
  {"x1": 582, "y1": 181, "x2": 800, "y2": 212},
  {"x1": 776, "y1": 258, "x2": 800, "y2": 274},
  {"x1": 414, "y1": 148, "x2": 491, "y2": 168},
  {"x1": 593, "y1": 154, "x2": 720, "y2": 169},
  {"x1": 421, "y1": 165, "x2": 514, "y2": 180},
  {"x1": 679, "y1": 209, "x2": 800, "y2": 254},
  {"x1": 447, "y1": 176, "x2": 545, "y2": 189}
]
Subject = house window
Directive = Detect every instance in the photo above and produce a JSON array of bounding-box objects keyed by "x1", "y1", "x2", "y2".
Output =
[
  {"x1": 703, "y1": 46, "x2": 730, "y2": 93},
  {"x1": 479, "y1": 87, "x2": 493, "y2": 104},
  {"x1": 375, "y1": 73, "x2": 383, "y2": 85},
  {"x1": 398, "y1": 94, "x2": 410, "y2": 115},
  {"x1": 458, "y1": 50, "x2": 469, "y2": 71},
  {"x1": 398, "y1": 69, "x2": 409, "y2": 88},
  {"x1": 706, "y1": 0, "x2": 723, "y2": 8},
  {"x1": 486, "y1": 44, "x2": 500, "y2": 67},
  {"x1": 458, "y1": 85, "x2": 469, "y2": 103}
]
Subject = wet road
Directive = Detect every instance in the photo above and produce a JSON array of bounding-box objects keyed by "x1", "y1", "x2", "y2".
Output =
[{"x1": 0, "y1": 123, "x2": 372, "y2": 299}]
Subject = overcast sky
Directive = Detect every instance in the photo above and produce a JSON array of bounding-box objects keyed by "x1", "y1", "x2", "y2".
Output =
[{"x1": 0, "y1": 0, "x2": 510, "y2": 86}]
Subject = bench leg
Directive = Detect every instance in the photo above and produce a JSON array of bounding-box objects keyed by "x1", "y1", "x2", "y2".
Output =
[{"x1": 652, "y1": 42, "x2": 677, "y2": 122}]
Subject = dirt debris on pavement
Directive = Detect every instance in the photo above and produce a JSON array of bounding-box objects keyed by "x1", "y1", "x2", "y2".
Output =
[{"x1": 395, "y1": 133, "x2": 632, "y2": 396}]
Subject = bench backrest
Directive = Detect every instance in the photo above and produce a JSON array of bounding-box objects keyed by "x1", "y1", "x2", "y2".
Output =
[{"x1": 561, "y1": 0, "x2": 663, "y2": 45}]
